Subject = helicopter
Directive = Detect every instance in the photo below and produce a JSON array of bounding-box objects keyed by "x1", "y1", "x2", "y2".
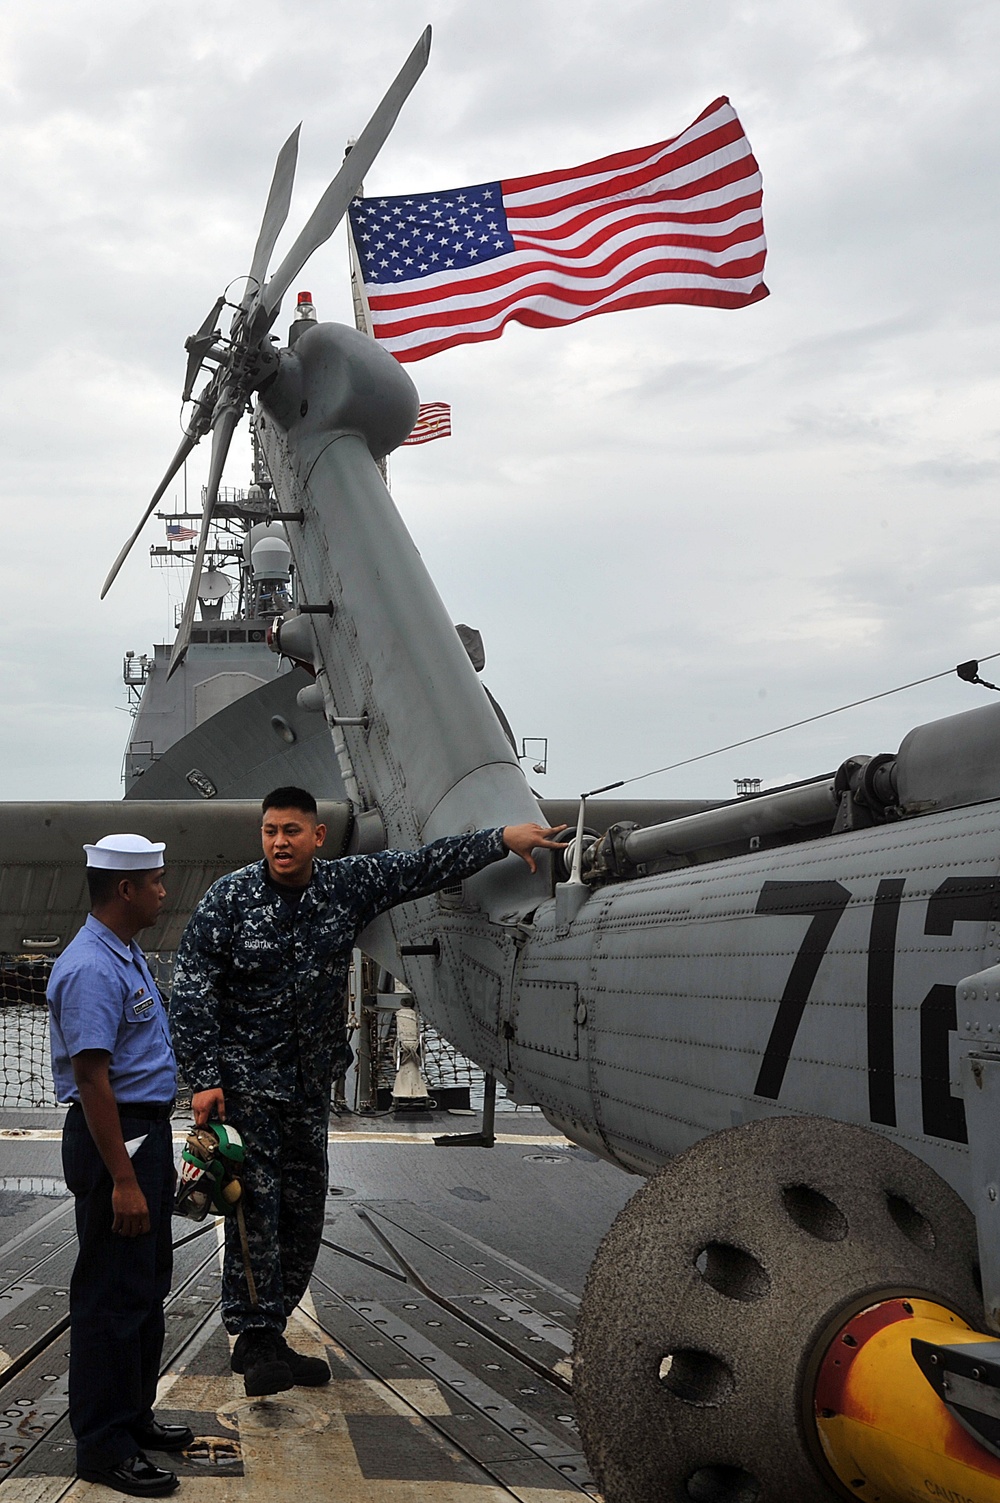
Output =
[{"x1": 84, "y1": 24, "x2": 1000, "y2": 1503}]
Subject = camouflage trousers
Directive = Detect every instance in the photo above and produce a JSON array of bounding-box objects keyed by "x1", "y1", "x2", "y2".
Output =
[{"x1": 220, "y1": 1090, "x2": 330, "y2": 1336}]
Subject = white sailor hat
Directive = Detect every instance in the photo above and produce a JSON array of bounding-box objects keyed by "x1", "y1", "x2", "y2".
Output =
[{"x1": 83, "y1": 834, "x2": 166, "y2": 870}]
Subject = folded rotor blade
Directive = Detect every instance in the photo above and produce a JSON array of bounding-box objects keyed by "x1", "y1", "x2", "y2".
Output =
[
  {"x1": 242, "y1": 125, "x2": 301, "y2": 311},
  {"x1": 262, "y1": 25, "x2": 431, "y2": 318},
  {"x1": 166, "y1": 404, "x2": 241, "y2": 679},
  {"x1": 182, "y1": 296, "x2": 227, "y2": 402},
  {"x1": 101, "y1": 430, "x2": 199, "y2": 599}
]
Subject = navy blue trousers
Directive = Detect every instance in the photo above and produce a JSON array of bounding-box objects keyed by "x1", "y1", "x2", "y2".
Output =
[
  {"x1": 220, "y1": 1091, "x2": 330, "y2": 1336},
  {"x1": 62, "y1": 1109, "x2": 174, "y2": 1472}
]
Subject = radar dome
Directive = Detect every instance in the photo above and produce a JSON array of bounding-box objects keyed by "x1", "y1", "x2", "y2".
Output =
[
  {"x1": 243, "y1": 521, "x2": 287, "y2": 561},
  {"x1": 251, "y1": 535, "x2": 291, "y2": 581}
]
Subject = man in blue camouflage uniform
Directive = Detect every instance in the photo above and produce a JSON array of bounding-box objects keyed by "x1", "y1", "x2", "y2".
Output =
[{"x1": 170, "y1": 786, "x2": 564, "y2": 1397}]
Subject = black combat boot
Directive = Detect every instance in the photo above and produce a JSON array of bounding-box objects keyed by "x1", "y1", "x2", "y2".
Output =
[
  {"x1": 278, "y1": 1335, "x2": 331, "y2": 1385},
  {"x1": 231, "y1": 1330, "x2": 294, "y2": 1397}
]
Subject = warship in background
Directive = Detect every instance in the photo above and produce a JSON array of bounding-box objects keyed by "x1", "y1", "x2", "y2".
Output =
[{"x1": 122, "y1": 425, "x2": 318, "y2": 798}]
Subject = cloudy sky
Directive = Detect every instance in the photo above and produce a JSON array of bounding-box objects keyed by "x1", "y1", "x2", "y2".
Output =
[{"x1": 1, "y1": 0, "x2": 998, "y2": 803}]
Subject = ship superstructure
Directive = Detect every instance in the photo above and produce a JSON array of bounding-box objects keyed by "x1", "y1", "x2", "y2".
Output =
[{"x1": 122, "y1": 437, "x2": 298, "y2": 793}]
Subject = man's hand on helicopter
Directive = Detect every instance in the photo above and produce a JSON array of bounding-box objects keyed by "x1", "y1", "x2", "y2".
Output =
[
  {"x1": 502, "y1": 823, "x2": 570, "y2": 874},
  {"x1": 192, "y1": 1087, "x2": 226, "y2": 1126}
]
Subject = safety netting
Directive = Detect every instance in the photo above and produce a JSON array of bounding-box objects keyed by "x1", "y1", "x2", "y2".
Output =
[
  {"x1": 0, "y1": 957, "x2": 57, "y2": 1107},
  {"x1": 0, "y1": 952, "x2": 486, "y2": 1113},
  {"x1": 0, "y1": 952, "x2": 180, "y2": 1110}
]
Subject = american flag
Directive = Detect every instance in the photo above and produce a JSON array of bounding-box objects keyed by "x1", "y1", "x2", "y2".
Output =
[
  {"x1": 348, "y1": 97, "x2": 767, "y2": 364},
  {"x1": 402, "y1": 401, "x2": 452, "y2": 446},
  {"x1": 166, "y1": 521, "x2": 198, "y2": 541}
]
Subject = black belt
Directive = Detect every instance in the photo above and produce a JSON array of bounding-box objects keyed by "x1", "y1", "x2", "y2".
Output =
[{"x1": 68, "y1": 1100, "x2": 175, "y2": 1122}]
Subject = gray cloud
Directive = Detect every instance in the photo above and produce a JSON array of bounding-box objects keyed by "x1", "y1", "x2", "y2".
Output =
[{"x1": 1, "y1": 0, "x2": 998, "y2": 804}]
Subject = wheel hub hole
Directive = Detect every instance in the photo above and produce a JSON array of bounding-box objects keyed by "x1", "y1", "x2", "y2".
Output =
[
  {"x1": 658, "y1": 1349, "x2": 734, "y2": 1407},
  {"x1": 782, "y1": 1184, "x2": 847, "y2": 1241},
  {"x1": 695, "y1": 1242, "x2": 770, "y2": 1302},
  {"x1": 686, "y1": 1464, "x2": 761, "y2": 1502},
  {"x1": 886, "y1": 1192, "x2": 935, "y2": 1251}
]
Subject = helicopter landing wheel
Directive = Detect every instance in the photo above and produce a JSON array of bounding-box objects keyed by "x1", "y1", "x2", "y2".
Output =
[{"x1": 573, "y1": 1115, "x2": 982, "y2": 1503}]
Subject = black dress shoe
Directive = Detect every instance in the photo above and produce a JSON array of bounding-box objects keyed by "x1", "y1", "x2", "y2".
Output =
[
  {"x1": 134, "y1": 1421, "x2": 195, "y2": 1452},
  {"x1": 78, "y1": 1451, "x2": 179, "y2": 1496}
]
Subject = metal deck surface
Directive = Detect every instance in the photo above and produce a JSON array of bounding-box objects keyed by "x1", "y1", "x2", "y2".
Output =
[{"x1": 0, "y1": 1107, "x2": 636, "y2": 1500}]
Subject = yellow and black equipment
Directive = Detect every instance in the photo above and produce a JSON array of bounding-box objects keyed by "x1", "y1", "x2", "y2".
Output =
[{"x1": 814, "y1": 1296, "x2": 1000, "y2": 1501}]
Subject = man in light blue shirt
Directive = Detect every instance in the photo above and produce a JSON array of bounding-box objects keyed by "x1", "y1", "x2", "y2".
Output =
[{"x1": 47, "y1": 833, "x2": 188, "y2": 1498}]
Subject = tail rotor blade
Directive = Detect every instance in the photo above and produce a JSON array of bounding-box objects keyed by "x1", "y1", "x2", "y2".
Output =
[
  {"x1": 182, "y1": 296, "x2": 227, "y2": 402},
  {"x1": 262, "y1": 25, "x2": 431, "y2": 317},
  {"x1": 166, "y1": 404, "x2": 241, "y2": 679},
  {"x1": 101, "y1": 430, "x2": 198, "y2": 599},
  {"x1": 242, "y1": 125, "x2": 301, "y2": 311}
]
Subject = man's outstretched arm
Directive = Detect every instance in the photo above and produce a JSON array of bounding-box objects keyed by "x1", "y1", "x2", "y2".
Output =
[{"x1": 342, "y1": 822, "x2": 570, "y2": 931}]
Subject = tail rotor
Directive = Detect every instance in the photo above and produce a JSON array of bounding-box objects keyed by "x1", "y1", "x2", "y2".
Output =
[{"x1": 100, "y1": 26, "x2": 432, "y2": 647}]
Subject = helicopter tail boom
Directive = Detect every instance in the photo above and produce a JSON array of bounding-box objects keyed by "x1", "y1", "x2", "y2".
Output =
[{"x1": 256, "y1": 320, "x2": 549, "y2": 922}]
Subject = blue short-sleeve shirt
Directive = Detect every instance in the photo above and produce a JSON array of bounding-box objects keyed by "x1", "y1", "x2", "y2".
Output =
[{"x1": 47, "y1": 915, "x2": 177, "y2": 1105}]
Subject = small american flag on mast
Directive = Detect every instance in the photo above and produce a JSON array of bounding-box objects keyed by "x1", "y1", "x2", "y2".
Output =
[
  {"x1": 403, "y1": 401, "x2": 452, "y2": 446},
  {"x1": 166, "y1": 521, "x2": 198, "y2": 541},
  {"x1": 348, "y1": 97, "x2": 767, "y2": 364}
]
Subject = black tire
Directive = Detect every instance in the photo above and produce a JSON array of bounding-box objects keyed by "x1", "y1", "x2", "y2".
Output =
[{"x1": 573, "y1": 1115, "x2": 982, "y2": 1503}]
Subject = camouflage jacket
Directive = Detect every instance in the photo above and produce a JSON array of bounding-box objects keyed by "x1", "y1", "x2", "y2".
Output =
[{"x1": 169, "y1": 828, "x2": 507, "y2": 1101}]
